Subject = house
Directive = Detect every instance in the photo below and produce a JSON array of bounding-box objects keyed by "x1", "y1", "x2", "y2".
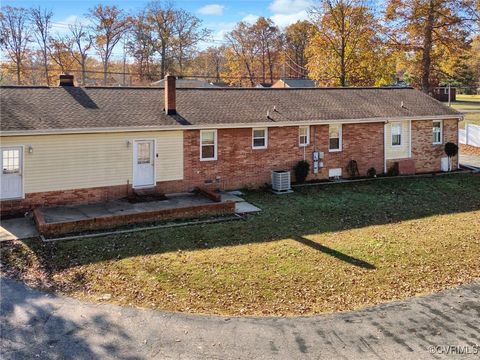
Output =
[
  {"x1": 0, "y1": 74, "x2": 461, "y2": 214},
  {"x1": 272, "y1": 78, "x2": 316, "y2": 88},
  {"x1": 255, "y1": 83, "x2": 273, "y2": 88},
  {"x1": 432, "y1": 87, "x2": 457, "y2": 102}
]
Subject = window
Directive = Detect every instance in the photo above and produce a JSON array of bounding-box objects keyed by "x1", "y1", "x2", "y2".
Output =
[
  {"x1": 329, "y1": 124, "x2": 342, "y2": 151},
  {"x1": 2, "y1": 149, "x2": 20, "y2": 174},
  {"x1": 432, "y1": 120, "x2": 442, "y2": 144},
  {"x1": 252, "y1": 128, "x2": 267, "y2": 149},
  {"x1": 200, "y1": 130, "x2": 217, "y2": 160},
  {"x1": 137, "y1": 143, "x2": 151, "y2": 164},
  {"x1": 391, "y1": 123, "x2": 402, "y2": 146},
  {"x1": 299, "y1": 126, "x2": 310, "y2": 146}
]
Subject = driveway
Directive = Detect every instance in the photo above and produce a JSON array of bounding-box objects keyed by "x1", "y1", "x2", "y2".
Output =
[{"x1": 1, "y1": 278, "x2": 479, "y2": 360}]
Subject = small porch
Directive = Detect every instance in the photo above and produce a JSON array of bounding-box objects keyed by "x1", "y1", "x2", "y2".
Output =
[{"x1": 31, "y1": 190, "x2": 260, "y2": 238}]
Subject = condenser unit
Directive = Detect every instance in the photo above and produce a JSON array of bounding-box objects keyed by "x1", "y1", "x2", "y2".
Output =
[{"x1": 271, "y1": 170, "x2": 292, "y2": 194}]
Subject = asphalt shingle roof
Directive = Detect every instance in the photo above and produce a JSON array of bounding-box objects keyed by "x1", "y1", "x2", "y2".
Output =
[
  {"x1": 0, "y1": 86, "x2": 461, "y2": 132},
  {"x1": 281, "y1": 79, "x2": 316, "y2": 87}
]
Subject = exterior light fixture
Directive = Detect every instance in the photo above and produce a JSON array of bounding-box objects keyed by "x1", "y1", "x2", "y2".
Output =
[
  {"x1": 126, "y1": 140, "x2": 132, "y2": 148},
  {"x1": 28, "y1": 145, "x2": 33, "y2": 154}
]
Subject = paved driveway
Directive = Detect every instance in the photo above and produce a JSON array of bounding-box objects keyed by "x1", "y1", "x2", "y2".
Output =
[{"x1": 1, "y1": 278, "x2": 479, "y2": 359}]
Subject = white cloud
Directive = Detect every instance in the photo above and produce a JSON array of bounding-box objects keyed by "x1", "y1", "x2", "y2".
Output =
[
  {"x1": 242, "y1": 14, "x2": 259, "y2": 24},
  {"x1": 51, "y1": 15, "x2": 92, "y2": 35},
  {"x1": 270, "y1": 10, "x2": 309, "y2": 27},
  {"x1": 198, "y1": 4, "x2": 225, "y2": 16},
  {"x1": 269, "y1": 0, "x2": 313, "y2": 15}
]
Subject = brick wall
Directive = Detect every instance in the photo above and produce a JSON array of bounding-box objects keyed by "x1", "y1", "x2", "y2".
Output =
[
  {"x1": 411, "y1": 119, "x2": 458, "y2": 173},
  {"x1": 1, "y1": 184, "x2": 132, "y2": 216},
  {"x1": 175, "y1": 122, "x2": 384, "y2": 191}
]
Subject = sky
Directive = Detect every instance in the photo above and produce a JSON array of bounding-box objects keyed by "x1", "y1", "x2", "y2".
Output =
[{"x1": 2, "y1": 0, "x2": 319, "y2": 59}]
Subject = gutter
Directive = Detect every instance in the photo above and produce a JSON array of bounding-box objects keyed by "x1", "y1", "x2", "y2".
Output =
[{"x1": 0, "y1": 115, "x2": 463, "y2": 137}]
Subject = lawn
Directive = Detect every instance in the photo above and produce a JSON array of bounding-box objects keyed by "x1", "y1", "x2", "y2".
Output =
[
  {"x1": 1, "y1": 174, "x2": 480, "y2": 316},
  {"x1": 451, "y1": 94, "x2": 480, "y2": 128}
]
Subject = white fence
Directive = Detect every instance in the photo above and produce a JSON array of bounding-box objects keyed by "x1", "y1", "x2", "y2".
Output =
[{"x1": 460, "y1": 124, "x2": 480, "y2": 147}]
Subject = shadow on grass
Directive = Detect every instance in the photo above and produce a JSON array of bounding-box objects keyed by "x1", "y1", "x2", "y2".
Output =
[
  {"x1": 4, "y1": 173, "x2": 480, "y2": 275},
  {"x1": 293, "y1": 236, "x2": 376, "y2": 269}
]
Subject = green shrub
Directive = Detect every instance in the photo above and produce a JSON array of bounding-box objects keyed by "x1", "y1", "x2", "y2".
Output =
[
  {"x1": 294, "y1": 160, "x2": 310, "y2": 184},
  {"x1": 444, "y1": 142, "x2": 458, "y2": 158}
]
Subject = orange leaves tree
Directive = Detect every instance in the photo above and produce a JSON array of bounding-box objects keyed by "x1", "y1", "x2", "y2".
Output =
[
  {"x1": 385, "y1": 0, "x2": 478, "y2": 92},
  {"x1": 89, "y1": 5, "x2": 131, "y2": 85},
  {"x1": 306, "y1": 0, "x2": 394, "y2": 87}
]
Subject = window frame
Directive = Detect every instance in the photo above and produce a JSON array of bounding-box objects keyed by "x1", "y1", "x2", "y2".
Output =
[
  {"x1": 299, "y1": 126, "x2": 310, "y2": 147},
  {"x1": 252, "y1": 128, "x2": 268, "y2": 149},
  {"x1": 432, "y1": 120, "x2": 443, "y2": 145},
  {"x1": 391, "y1": 122, "x2": 402, "y2": 147},
  {"x1": 200, "y1": 129, "x2": 218, "y2": 161},
  {"x1": 328, "y1": 124, "x2": 342, "y2": 152}
]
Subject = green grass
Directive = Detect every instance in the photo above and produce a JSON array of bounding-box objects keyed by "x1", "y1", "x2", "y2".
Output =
[
  {"x1": 1, "y1": 174, "x2": 480, "y2": 316},
  {"x1": 451, "y1": 94, "x2": 480, "y2": 128}
]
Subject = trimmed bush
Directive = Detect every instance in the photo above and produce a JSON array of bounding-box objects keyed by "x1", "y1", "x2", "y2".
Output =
[
  {"x1": 294, "y1": 160, "x2": 310, "y2": 184},
  {"x1": 445, "y1": 142, "x2": 459, "y2": 158}
]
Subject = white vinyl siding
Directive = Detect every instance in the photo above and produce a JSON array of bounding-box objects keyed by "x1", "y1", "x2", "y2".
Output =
[
  {"x1": 252, "y1": 128, "x2": 268, "y2": 149},
  {"x1": 0, "y1": 131, "x2": 183, "y2": 193},
  {"x1": 385, "y1": 121, "x2": 411, "y2": 160},
  {"x1": 299, "y1": 126, "x2": 309, "y2": 146},
  {"x1": 200, "y1": 130, "x2": 217, "y2": 161},
  {"x1": 391, "y1": 122, "x2": 402, "y2": 146}
]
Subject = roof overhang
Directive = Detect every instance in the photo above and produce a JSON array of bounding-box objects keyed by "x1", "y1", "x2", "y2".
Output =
[{"x1": 0, "y1": 114, "x2": 462, "y2": 137}]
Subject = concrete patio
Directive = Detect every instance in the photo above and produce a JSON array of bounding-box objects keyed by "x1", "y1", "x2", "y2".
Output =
[{"x1": 32, "y1": 191, "x2": 260, "y2": 237}]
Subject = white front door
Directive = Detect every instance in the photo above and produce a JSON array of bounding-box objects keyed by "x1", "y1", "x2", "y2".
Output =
[
  {"x1": 133, "y1": 140, "x2": 155, "y2": 188},
  {"x1": 1, "y1": 147, "x2": 23, "y2": 200}
]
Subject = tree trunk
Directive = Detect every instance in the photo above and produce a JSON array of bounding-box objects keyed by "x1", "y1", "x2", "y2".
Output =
[
  {"x1": 16, "y1": 63, "x2": 21, "y2": 85},
  {"x1": 161, "y1": 43, "x2": 166, "y2": 78},
  {"x1": 103, "y1": 61, "x2": 108, "y2": 85},
  {"x1": 421, "y1": 0, "x2": 435, "y2": 93},
  {"x1": 81, "y1": 61, "x2": 86, "y2": 86},
  {"x1": 43, "y1": 48, "x2": 50, "y2": 86}
]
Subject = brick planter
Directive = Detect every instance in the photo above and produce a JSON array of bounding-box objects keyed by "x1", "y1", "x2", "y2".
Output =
[{"x1": 34, "y1": 201, "x2": 235, "y2": 237}]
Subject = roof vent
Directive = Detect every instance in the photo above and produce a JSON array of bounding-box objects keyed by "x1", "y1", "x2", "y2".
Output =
[{"x1": 59, "y1": 74, "x2": 74, "y2": 87}]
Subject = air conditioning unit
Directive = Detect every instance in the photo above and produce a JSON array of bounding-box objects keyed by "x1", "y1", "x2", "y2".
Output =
[{"x1": 272, "y1": 170, "x2": 292, "y2": 194}]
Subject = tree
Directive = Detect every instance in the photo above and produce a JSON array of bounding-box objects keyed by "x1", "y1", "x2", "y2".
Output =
[
  {"x1": 48, "y1": 36, "x2": 75, "y2": 74},
  {"x1": 30, "y1": 7, "x2": 53, "y2": 85},
  {"x1": 251, "y1": 17, "x2": 281, "y2": 84},
  {"x1": 224, "y1": 21, "x2": 259, "y2": 86},
  {"x1": 0, "y1": 6, "x2": 32, "y2": 84},
  {"x1": 89, "y1": 5, "x2": 130, "y2": 85},
  {"x1": 171, "y1": 9, "x2": 210, "y2": 74},
  {"x1": 188, "y1": 46, "x2": 226, "y2": 82},
  {"x1": 307, "y1": 0, "x2": 393, "y2": 87},
  {"x1": 385, "y1": 0, "x2": 479, "y2": 92},
  {"x1": 127, "y1": 12, "x2": 155, "y2": 82},
  {"x1": 65, "y1": 22, "x2": 93, "y2": 85},
  {"x1": 147, "y1": 1, "x2": 176, "y2": 78},
  {"x1": 284, "y1": 21, "x2": 315, "y2": 78}
]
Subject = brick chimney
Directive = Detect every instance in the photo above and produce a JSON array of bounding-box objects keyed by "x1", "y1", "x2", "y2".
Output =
[
  {"x1": 59, "y1": 74, "x2": 74, "y2": 87},
  {"x1": 164, "y1": 74, "x2": 176, "y2": 115}
]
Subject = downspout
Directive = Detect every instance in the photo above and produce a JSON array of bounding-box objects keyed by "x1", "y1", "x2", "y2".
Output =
[
  {"x1": 383, "y1": 121, "x2": 388, "y2": 174},
  {"x1": 408, "y1": 120, "x2": 412, "y2": 158}
]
